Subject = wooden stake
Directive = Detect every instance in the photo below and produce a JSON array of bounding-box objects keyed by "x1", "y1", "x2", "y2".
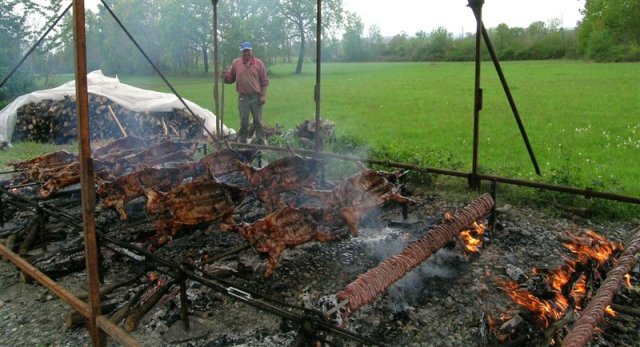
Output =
[{"x1": 108, "y1": 105, "x2": 128, "y2": 137}]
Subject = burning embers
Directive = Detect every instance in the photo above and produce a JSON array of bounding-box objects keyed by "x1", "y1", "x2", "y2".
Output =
[
  {"x1": 493, "y1": 228, "x2": 627, "y2": 343},
  {"x1": 331, "y1": 194, "x2": 494, "y2": 324}
]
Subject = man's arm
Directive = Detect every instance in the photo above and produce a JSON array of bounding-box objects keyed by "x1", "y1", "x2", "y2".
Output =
[{"x1": 223, "y1": 61, "x2": 236, "y2": 84}]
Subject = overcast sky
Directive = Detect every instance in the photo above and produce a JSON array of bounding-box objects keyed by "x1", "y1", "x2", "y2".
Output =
[
  {"x1": 343, "y1": 0, "x2": 586, "y2": 37},
  {"x1": 82, "y1": 0, "x2": 585, "y2": 37}
]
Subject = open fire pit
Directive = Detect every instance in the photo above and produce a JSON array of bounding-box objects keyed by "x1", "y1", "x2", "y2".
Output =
[{"x1": 1, "y1": 137, "x2": 639, "y2": 346}]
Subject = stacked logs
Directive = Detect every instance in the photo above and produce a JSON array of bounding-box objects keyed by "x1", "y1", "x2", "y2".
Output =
[{"x1": 12, "y1": 94, "x2": 202, "y2": 144}]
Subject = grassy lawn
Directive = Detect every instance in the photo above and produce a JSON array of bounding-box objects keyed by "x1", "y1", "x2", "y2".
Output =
[{"x1": 2, "y1": 61, "x2": 639, "y2": 199}]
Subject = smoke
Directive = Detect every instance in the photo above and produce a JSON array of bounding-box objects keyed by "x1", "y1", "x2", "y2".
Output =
[{"x1": 360, "y1": 226, "x2": 462, "y2": 313}]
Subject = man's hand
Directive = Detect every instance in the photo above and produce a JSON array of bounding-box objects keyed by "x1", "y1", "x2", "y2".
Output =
[
  {"x1": 259, "y1": 95, "x2": 266, "y2": 105},
  {"x1": 219, "y1": 70, "x2": 228, "y2": 80}
]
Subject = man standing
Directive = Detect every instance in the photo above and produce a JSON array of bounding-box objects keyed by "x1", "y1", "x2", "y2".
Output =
[{"x1": 223, "y1": 42, "x2": 269, "y2": 144}]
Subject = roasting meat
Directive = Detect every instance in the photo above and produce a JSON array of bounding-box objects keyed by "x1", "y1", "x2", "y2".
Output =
[
  {"x1": 183, "y1": 147, "x2": 258, "y2": 179},
  {"x1": 11, "y1": 150, "x2": 77, "y2": 183},
  {"x1": 145, "y1": 178, "x2": 247, "y2": 249},
  {"x1": 113, "y1": 140, "x2": 198, "y2": 175},
  {"x1": 97, "y1": 167, "x2": 186, "y2": 220},
  {"x1": 305, "y1": 166, "x2": 414, "y2": 235},
  {"x1": 237, "y1": 155, "x2": 321, "y2": 210},
  {"x1": 92, "y1": 135, "x2": 147, "y2": 161},
  {"x1": 11, "y1": 150, "x2": 77, "y2": 171},
  {"x1": 38, "y1": 160, "x2": 115, "y2": 198},
  {"x1": 226, "y1": 206, "x2": 334, "y2": 277},
  {"x1": 131, "y1": 149, "x2": 195, "y2": 171}
]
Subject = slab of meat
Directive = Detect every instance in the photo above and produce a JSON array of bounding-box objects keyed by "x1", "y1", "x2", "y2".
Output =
[
  {"x1": 225, "y1": 206, "x2": 334, "y2": 277},
  {"x1": 183, "y1": 147, "x2": 258, "y2": 179},
  {"x1": 38, "y1": 160, "x2": 115, "y2": 198},
  {"x1": 305, "y1": 166, "x2": 414, "y2": 235},
  {"x1": 131, "y1": 149, "x2": 195, "y2": 172},
  {"x1": 145, "y1": 178, "x2": 247, "y2": 250},
  {"x1": 11, "y1": 151, "x2": 78, "y2": 184},
  {"x1": 97, "y1": 167, "x2": 185, "y2": 220},
  {"x1": 92, "y1": 136, "x2": 147, "y2": 161},
  {"x1": 236, "y1": 155, "x2": 321, "y2": 210},
  {"x1": 113, "y1": 140, "x2": 198, "y2": 175},
  {"x1": 11, "y1": 150, "x2": 77, "y2": 171}
]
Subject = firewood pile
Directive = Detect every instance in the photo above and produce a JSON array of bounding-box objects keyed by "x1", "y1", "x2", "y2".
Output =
[{"x1": 11, "y1": 94, "x2": 202, "y2": 144}]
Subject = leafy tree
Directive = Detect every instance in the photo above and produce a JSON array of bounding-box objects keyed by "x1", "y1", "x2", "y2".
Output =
[
  {"x1": 366, "y1": 25, "x2": 385, "y2": 61},
  {"x1": 158, "y1": 1, "x2": 214, "y2": 73},
  {"x1": 0, "y1": 0, "x2": 43, "y2": 106},
  {"x1": 277, "y1": 0, "x2": 344, "y2": 74},
  {"x1": 341, "y1": 12, "x2": 366, "y2": 61},
  {"x1": 579, "y1": 0, "x2": 640, "y2": 61}
]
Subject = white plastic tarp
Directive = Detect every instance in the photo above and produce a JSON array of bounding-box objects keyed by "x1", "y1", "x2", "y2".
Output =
[{"x1": 0, "y1": 70, "x2": 234, "y2": 144}]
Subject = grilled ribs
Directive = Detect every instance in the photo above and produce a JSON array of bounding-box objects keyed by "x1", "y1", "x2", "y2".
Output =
[
  {"x1": 92, "y1": 135, "x2": 147, "y2": 161},
  {"x1": 113, "y1": 140, "x2": 198, "y2": 175},
  {"x1": 226, "y1": 206, "x2": 334, "y2": 277},
  {"x1": 97, "y1": 167, "x2": 186, "y2": 220},
  {"x1": 237, "y1": 155, "x2": 321, "y2": 210},
  {"x1": 145, "y1": 178, "x2": 247, "y2": 250},
  {"x1": 38, "y1": 160, "x2": 114, "y2": 198},
  {"x1": 183, "y1": 147, "x2": 258, "y2": 179},
  {"x1": 11, "y1": 150, "x2": 77, "y2": 183},
  {"x1": 305, "y1": 166, "x2": 414, "y2": 235}
]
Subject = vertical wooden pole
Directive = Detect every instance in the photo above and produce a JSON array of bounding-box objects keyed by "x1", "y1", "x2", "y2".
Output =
[
  {"x1": 314, "y1": 0, "x2": 322, "y2": 154},
  {"x1": 212, "y1": 0, "x2": 221, "y2": 143},
  {"x1": 72, "y1": 1, "x2": 104, "y2": 345}
]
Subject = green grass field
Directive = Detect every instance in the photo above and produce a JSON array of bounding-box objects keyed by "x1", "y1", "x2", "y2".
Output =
[{"x1": 2, "y1": 61, "x2": 639, "y2": 199}]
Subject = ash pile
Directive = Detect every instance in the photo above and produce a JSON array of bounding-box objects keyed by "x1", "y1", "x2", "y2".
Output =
[{"x1": 1, "y1": 136, "x2": 639, "y2": 346}]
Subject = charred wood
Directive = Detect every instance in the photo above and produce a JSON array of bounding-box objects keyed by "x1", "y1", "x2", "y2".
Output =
[{"x1": 124, "y1": 279, "x2": 176, "y2": 333}]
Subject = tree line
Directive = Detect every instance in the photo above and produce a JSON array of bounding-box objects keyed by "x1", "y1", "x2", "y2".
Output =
[{"x1": 1, "y1": 0, "x2": 638, "y2": 106}]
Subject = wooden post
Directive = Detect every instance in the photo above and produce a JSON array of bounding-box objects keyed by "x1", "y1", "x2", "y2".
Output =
[{"x1": 72, "y1": 1, "x2": 104, "y2": 345}]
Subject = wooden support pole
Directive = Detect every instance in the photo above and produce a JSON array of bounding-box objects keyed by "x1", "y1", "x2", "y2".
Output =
[{"x1": 72, "y1": 1, "x2": 104, "y2": 345}]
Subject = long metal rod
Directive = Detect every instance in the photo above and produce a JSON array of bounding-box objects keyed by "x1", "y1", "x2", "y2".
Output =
[
  {"x1": 469, "y1": 0, "x2": 484, "y2": 189},
  {"x1": 98, "y1": 0, "x2": 216, "y2": 142},
  {"x1": 230, "y1": 143, "x2": 640, "y2": 204},
  {"x1": 314, "y1": 0, "x2": 322, "y2": 153},
  {"x1": 72, "y1": 1, "x2": 103, "y2": 345},
  {"x1": 0, "y1": 2, "x2": 73, "y2": 88},
  {"x1": 469, "y1": 8, "x2": 541, "y2": 176}
]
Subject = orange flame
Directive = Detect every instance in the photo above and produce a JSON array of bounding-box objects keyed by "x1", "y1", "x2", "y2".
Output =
[
  {"x1": 625, "y1": 273, "x2": 632, "y2": 288},
  {"x1": 459, "y1": 221, "x2": 486, "y2": 253},
  {"x1": 498, "y1": 229, "x2": 621, "y2": 327},
  {"x1": 570, "y1": 274, "x2": 587, "y2": 310},
  {"x1": 605, "y1": 305, "x2": 617, "y2": 317}
]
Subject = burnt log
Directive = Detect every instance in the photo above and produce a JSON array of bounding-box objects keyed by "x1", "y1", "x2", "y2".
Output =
[
  {"x1": 562, "y1": 226, "x2": 640, "y2": 347},
  {"x1": 123, "y1": 279, "x2": 176, "y2": 333}
]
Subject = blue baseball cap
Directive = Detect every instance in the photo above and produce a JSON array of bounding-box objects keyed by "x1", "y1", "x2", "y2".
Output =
[{"x1": 239, "y1": 42, "x2": 252, "y2": 51}]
